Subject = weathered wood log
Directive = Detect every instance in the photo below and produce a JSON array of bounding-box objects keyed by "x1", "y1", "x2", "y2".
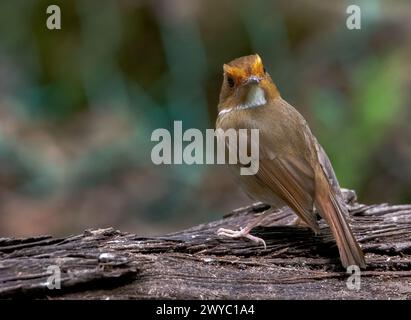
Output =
[{"x1": 1, "y1": 189, "x2": 411, "y2": 299}]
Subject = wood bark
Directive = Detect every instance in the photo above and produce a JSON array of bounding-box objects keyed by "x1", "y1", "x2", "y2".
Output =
[{"x1": 1, "y1": 190, "x2": 411, "y2": 299}]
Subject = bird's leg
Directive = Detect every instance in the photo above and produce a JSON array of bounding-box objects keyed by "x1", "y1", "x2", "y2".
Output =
[{"x1": 217, "y1": 210, "x2": 269, "y2": 249}]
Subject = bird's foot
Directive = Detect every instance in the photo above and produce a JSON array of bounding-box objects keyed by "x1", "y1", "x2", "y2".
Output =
[{"x1": 217, "y1": 227, "x2": 267, "y2": 250}]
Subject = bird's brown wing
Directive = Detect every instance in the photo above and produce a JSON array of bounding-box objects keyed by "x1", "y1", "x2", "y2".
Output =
[
  {"x1": 313, "y1": 136, "x2": 343, "y2": 200},
  {"x1": 256, "y1": 154, "x2": 320, "y2": 233}
]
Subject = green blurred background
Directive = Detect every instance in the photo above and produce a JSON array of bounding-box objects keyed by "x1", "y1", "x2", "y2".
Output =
[{"x1": 0, "y1": 0, "x2": 410, "y2": 237}]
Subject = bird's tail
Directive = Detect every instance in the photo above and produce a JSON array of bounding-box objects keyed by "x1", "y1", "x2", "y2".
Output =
[{"x1": 315, "y1": 175, "x2": 366, "y2": 269}]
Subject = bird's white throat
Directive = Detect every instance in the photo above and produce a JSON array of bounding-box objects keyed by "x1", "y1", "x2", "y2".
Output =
[
  {"x1": 243, "y1": 84, "x2": 267, "y2": 109},
  {"x1": 219, "y1": 84, "x2": 266, "y2": 116}
]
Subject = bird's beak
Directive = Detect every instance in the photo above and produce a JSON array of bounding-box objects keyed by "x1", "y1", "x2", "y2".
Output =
[{"x1": 243, "y1": 76, "x2": 262, "y2": 86}]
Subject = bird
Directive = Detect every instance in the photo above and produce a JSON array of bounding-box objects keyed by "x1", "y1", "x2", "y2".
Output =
[{"x1": 215, "y1": 54, "x2": 366, "y2": 268}]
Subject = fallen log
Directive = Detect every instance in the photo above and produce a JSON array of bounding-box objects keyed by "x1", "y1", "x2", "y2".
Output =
[{"x1": 1, "y1": 190, "x2": 411, "y2": 299}]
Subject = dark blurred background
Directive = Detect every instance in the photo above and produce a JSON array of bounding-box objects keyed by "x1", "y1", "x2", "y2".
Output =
[{"x1": 0, "y1": 0, "x2": 410, "y2": 237}]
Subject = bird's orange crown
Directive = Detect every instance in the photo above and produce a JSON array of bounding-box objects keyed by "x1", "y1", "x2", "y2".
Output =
[{"x1": 223, "y1": 54, "x2": 265, "y2": 86}]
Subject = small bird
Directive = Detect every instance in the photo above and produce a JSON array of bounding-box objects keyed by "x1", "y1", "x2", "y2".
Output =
[{"x1": 216, "y1": 54, "x2": 366, "y2": 268}]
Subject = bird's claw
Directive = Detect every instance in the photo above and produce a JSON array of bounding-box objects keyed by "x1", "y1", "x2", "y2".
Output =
[{"x1": 217, "y1": 227, "x2": 267, "y2": 250}]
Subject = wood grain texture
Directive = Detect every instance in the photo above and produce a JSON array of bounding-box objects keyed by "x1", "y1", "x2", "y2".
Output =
[{"x1": 1, "y1": 190, "x2": 411, "y2": 299}]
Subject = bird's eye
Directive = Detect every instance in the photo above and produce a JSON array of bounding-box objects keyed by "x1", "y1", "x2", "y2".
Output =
[{"x1": 227, "y1": 76, "x2": 235, "y2": 88}]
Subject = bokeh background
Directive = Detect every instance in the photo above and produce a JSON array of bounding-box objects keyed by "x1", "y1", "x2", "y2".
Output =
[{"x1": 0, "y1": 0, "x2": 410, "y2": 237}]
